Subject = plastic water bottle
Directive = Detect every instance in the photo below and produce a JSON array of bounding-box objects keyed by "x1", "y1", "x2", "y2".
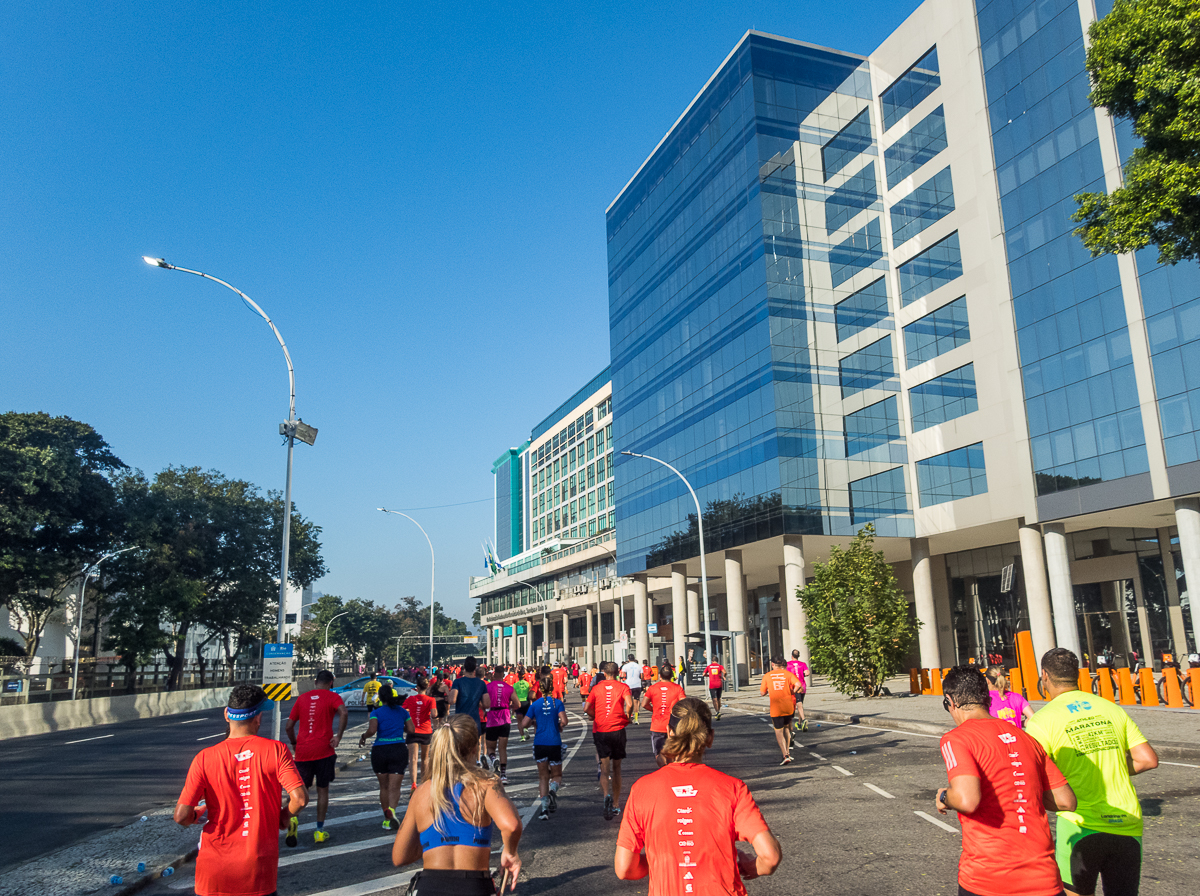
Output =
[
  {"x1": 110, "y1": 875, "x2": 123, "y2": 885},
  {"x1": 137, "y1": 862, "x2": 146, "y2": 873},
  {"x1": 162, "y1": 868, "x2": 175, "y2": 878},
  {"x1": 140, "y1": 816, "x2": 148, "y2": 822}
]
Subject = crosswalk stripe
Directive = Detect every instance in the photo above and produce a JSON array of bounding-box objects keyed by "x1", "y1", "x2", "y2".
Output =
[
  {"x1": 306, "y1": 869, "x2": 418, "y2": 896},
  {"x1": 280, "y1": 835, "x2": 395, "y2": 867}
]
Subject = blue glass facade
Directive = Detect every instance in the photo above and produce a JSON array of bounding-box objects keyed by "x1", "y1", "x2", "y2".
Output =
[
  {"x1": 881, "y1": 47, "x2": 940, "y2": 130},
  {"x1": 829, "y1": 218, "x2": 885, "y2": 288},
  {"x1": 1139, "y1": 252, "x2": 1200, "y2": 465},
  {"x1": 910, "y1": 364, "x2": 978, "y2": 432},
  {"x1": 849, "y1": 466, "x2": 909, "y2": 527},
  {"x1": 841, "y1": 336, "x2": 898, "y2": 399},
  {"x1": 917, "y1": 442, "x2": 988, "y2": 507},
  {"x1": 826, "y1": 164, "x2": 879, "y2": 233},
  {"x1": 904, "y1": 296, "x2": 970, "y2": 366},
  {"x1": 884, "y1": 106, "x2": 947, "y2": 189},
  {"x1": 835, "y1": 277, "x2": 890, "y2": 342},
  {"x1": 890, "y1": 166, "x2": 955, "y2": 247},
  {"x1": 845, "y1": 396, "x2": 904, "y2": 459},
  {"x1": 898, "y1": 231, "x2": 962, "y2": 306}
]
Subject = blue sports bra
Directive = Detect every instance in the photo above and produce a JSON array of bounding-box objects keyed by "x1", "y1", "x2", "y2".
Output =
[{"x1": 418, "y1": 783, "x2": 493, "y2": 851}]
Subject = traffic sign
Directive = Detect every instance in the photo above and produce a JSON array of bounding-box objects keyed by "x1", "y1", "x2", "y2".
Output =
[
  {"x1": 647, "y1": 623, "x2": 658, "y2": 634},
  {"x1": 263, "y1": 643, "x2": 294, "y2": 700}
]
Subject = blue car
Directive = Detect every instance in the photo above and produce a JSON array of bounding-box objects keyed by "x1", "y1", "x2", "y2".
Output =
[{"x1": 332, "y1": 675, "x2": 416, "y2": 710}]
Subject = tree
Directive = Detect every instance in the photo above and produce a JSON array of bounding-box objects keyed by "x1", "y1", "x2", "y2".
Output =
[
  {"x1": 799, "y1": 525, "x2": 920, "y2": 697},
  {"x1": 1073, "y1": 0, "x2": 1200, "y2": 263}
]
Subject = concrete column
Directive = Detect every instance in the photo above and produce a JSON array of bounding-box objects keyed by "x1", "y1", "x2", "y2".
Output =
[
  {"x1": 485, "y1": 627, "x2": 492, "y2": 666},
  {"x1": 671, "y1": 564, "x2": 688, "y2": 664},
  {"x1": 508, "y1": 627, "x2": 516, "y2": 667},
  {"x1": 1043, "y1": 524, "x2": 1081, "y2": 656},
  {"x1": 724, "y1": 550, "x2": 748, "y2": 686},
  {"x1": 1174, "y1": 498, "x2": 1200, "y2": 652},
  {"x1": 586, "y1": 606, "x2": 594, "y2": 669},
  {"x1": 1018, "y1": 523, "x2": 1057, "y2": 665},
  {"x1": 910, "y1": 538, "x2": 942, "y2": 669},
  {"x1": 1158, "y1": 526, "x2": 1191, "y2": 655},
  {"x1": 613, "y1": 594, "x2": 622, "y2": 664},
  {"x1": 632, "y1": 576, "x2": 650, "y2": 665},
  {"x1": 686, "y1": 585, "x2": 700, "y2": 639},
  {"x1": 562, "y1": 612, "x2": 569, "y2": 664},
  {"x1": 781, "y1": 536, "x2": 808, "y2": 665},
  {"x1": 527, "y1": 617, "x2": 535, "y2": 666}
]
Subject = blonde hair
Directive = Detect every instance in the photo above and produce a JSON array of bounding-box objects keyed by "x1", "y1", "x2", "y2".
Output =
[
  {"x1": 426, "y1": 715, "x2": 495, "y2": 834},
  {"x1": 661, "y1": 697, "x2": 713, "y2": 763}
]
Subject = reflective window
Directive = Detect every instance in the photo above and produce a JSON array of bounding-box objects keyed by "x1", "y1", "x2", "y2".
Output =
[
  {"x1": 910, "y1": 363, "x2": 978, "y2": 431},
  {"x1": 845, "y1": 396, "x2": 901, "y2": 456},
  {"x1": 904, "y1": 296, "x2": 970, "y2": 366},
  {"x1": 881, "y1": 47, "x2": 940, "y2": 130},
  {"x1": 822, "y1": 107, "x2": 873, "y2": 181},
  {"x1": 840, "y1": 335, "x2": 896, "y2": 398},
  {"x1": 826, "y1": 163, "x2": 878, "y2": 233},
  {"x1": 829, "y1": 218, "x2": 884, "y2": 288},
  {"x1": 884, "y1": 106, "x2": 947, "y2": 189},
  {"x1": 849, "y1": 467, "x2": 909, "y2": 524},
  {"x1": 890, "y1": 166, "x2": 955, "y2": 247},
  {"x1": 835, "y1": 277, "x2": 889, "y2": 342},
  {"x1": 898, "y1": 231, "x2": 961, "y2": 306},
  {"x1": 917, "y1": 442, "x2": 988, "y2": 506}
]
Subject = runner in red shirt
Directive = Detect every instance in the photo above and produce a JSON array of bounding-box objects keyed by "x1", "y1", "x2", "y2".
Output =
[
  {"x1": 615, "y1": 696, "x2": 781, "y2": 896},
  {"x1": 704, "y1": 659, "x2": 727, "y2": 718},
  {"x1": 552, "y1": 664, "x2": 569, "y2": 700},
  {"x1": 176, "y1": 686, "x2": 308, "y2": 896},
  {"x1": 403, "y1": 676, "x2": 437, "y2": 787},
  {"x1": 285, "y1": 670, "x2": 348, "y2": 843},
  {"x1": 504, "y1": 668, "x2": 519, "y2": 687},
  {"x1": 578, "y1": 666, "x2": 594, "y2": 707},
  {"x1": 641, "y1": 664, "x2": 685, "y2": 767},
  {"x1": 937, "y1": 667, "x2": 1076, "y2": 896},
  {"x1": 586, "y1": 661, "x2": 634, "y2": 820}
]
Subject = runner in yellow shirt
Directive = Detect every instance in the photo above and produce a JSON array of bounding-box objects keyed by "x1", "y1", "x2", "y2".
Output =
[{"x1": 362, "y1": 671, "x2": 384, "y2": 709}]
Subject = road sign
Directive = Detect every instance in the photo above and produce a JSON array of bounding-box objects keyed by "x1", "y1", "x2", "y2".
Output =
[
  {"x1": 263, "y1": 643, "x2": 294, "y2": 701},
  {"x1": 464, "y1": 635, "x2": 480, "y2": 644},
  {"x1": 647, "y1": 623, "x2": 658, "y2": 634}
]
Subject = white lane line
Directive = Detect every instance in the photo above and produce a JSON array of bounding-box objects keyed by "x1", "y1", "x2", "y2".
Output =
[
  {"x1": 809, "y1": 752, "x2": 825, "y2": 761},
  {"x1": 197, "y1": 733, "x2": 225, "y2": 741},
  {"x1": 863, "y1": 783, "x2": 896, "y2": 799},
  {"x1": 851, "y1": 723, "x2": 941, "y2": 739},
  {"x1": 180, "y1": 718, "x2": 209, "y2": 724},
  {"x1": 307, "y1": 869, "x2": 418, "y2": 896},
  {"x1": 297, "y1": 809, "x2": 381, "y2": 832},
  {"x1": 65, "y1": 734, "x2": 115, "y2": 745},
  {"x1": 1161, "y1": 761, "x2": 1200, "y2": 768},
  {"x1": 915, "y1": 810, "x2": 960, "y2": 834},
  {"x1": 281, "y1": 834, "x2": 394, "y2": 867},
  {"x1": 832, "y1": 765, "x2": 853, "y2": 776},
  {"x1": 519, "y1": 713, "x2": 587, "y2": 825}
]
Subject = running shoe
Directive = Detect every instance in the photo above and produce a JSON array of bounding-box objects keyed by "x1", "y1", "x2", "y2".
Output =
[
  {"x1": 603, "y1": 795, "x2": 614, "y2": 820},
  {"x1": 801, "y1": 719, "x2": 809, "y2": 732},
  {"x1": 610, "y1": 805, "x2": 621, "y2": 819},
  {"x1": 547, "y1": 790, "x2": 558, "y2": 814},
  {"x1": 779, "y1": 756, "x2": 793, "y2": 766},
  {"x1": 500, "y1": 773, "x2": 509, "y2": 784},
  {"x1": 716, "y1": 710, "x2": 722, "y2": 720},
  {"x1": 793, "y1": 719, "x2": 801, "y2": 732},
  {"x1": 314, "y1": 830, "x2": 331, "y2": 843},
  {"x1": 285, "y1": 815, "x2": 298, "y2": 848},
  {"x1": 537, "y1": 806, "x2": 549, "y2": 821}
]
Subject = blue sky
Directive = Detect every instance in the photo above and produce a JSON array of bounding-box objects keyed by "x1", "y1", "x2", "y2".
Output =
[{"x1": 1, "y1": 0, "x2": 918, "y2": 626}]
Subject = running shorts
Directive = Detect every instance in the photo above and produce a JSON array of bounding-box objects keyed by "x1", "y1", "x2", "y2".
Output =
[
  {"x1": 435, "y1": 700, "x2": 448, "y2": 719},
  {"x1": 593, "y1": 729, "x2": 627, "y2": 761},
  {"x1": 296, "y1": 754, "x2": 337, "y2": 788},
  {"x1": 409, "y1": 869, "x2": 496, "y2": 896},
  {"x1": 650, "y1": 731, "x2": 667, "y2": 756},
  {"x1": 485, "y1": 724, "x2": 511, "y2": 741},
  {"x1": 533, "y1": 744, "x2": 563, "y2": 765},
  {"x1": 797, "y1": 691, "x2": 806, "y2": 704},
  {"x1": 629, "y1": 687, "x2": 642, "y2": 702},
  {"x1": 772, "y1": 714, "x2": 794, "y2": 729},
  {"x1": 408, "y1": 732, "x2": 432, "y2": 746},
  {"x1": 1056, "y1": 820, "x2": 1142, "y2": 896},
  {"x1": 709, "y1": 686, "x2": 723, "y2": 698},
  {"x1": 371, "y1": 742, "x2": 410, "y2": 776}
]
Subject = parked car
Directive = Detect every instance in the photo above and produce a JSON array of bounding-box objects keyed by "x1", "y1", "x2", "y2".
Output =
[{"x1": 332, "y1": 675, "x2": 416, "y2": 710}]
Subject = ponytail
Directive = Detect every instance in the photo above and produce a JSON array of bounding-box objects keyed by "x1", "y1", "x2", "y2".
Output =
[
  {"x1": 426, "y1": 715, "x2": 494, "y2": 834},
  {"x1": 661, "y1": 697, "x2": 713, "y2": 763}
]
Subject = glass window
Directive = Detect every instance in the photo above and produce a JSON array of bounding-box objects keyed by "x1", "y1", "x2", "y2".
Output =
[
  {"x1": 830, "y1": 218, "x2": 884, "y2": 288},
  {"x1": 596, "y1": 427, "x2": 605, "y2": 453},
  {"x1": 599, "y1": 487, "x2": 607, "y2": 511},
  {"x1": 589, "y1": 492, "x2": 597, "y2": 517},
  {"x1": 910, "y1": 363, "x2": 979, "y2": 431},
  {"x1": 881, "y1": 47, "x2": 940, "y2": 130},
  {"x1": 826, "y1": 164, "x2": 878, "y2": 233},
  {"x1": 845, "y1": 396, "x2": 902, "y2": 456},
  {"x1": 570, "y1": 448, "x2": 577, "y2": 472},
  {"x1": 840, "y1": 335, "x2": 897, "y2": 398},
  {"x1": 890, "y1": 166, "x2": 955, "y2": 247},
  {"x1": 822, "y1": 107, "x2": 873, "y2": 181},
  {"x1": 849, "y1": 467, "x2": 909, "y2": 524},
  {"x1": 898, "y1": 231, "x2": 962, "y2": 306},
  {"x1": 904, "y1": 296, "x2": 970, "y2": 366},
  {"x1": 835, "y1": 277, "x2": 889, "y2": 342},
  {"x1": 596, "y1": 455, "x2": 606, "y2": 480},
  {"x1": 587, "y1": 436, "x2": 595, "y2": 460},
  {"x1": 917, "y1": 442, "x2": 988, "y2": 506},
  {"x1": 585, "y1": 409, "x2": 594, "y2": 426},
  {"x1": 588, "y1": 463, "x2": 596, "y2": 488},
  {"x1": 884, "y1": 106, "x2": 948, "y2": 189}
]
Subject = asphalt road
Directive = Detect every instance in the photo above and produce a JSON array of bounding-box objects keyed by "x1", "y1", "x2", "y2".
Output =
[{"x1": 121, "y1": 698, "x2": 1199, "y2": 896}]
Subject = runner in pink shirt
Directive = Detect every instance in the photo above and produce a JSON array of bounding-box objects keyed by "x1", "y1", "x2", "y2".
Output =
[
  {"x1": 485, "y1": 667, "x2": 520, "y2": 783},
  {"x1": 786, "y1": 650, "x2": 810, "y2": 732},
  {"x1": 986, "y1": 665, "x2": 1034, "y2": 728}
]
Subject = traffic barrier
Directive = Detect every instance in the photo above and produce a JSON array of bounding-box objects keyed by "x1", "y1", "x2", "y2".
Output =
[
  {"x1": 920, "y1": 668, "x2": 932, "y2": 695},
  {"x1": 1190, "y1": 668, "x2": 1200, "y2": 707},
  {"x1": 1139, "y1": 668, "x2": 1160, "y2": 706},
  {"x1": 910, "y1": 669, "x2": 921, "y2": 694},
  {"x1": 1164, "y1": 670, "x2": 1185, "y2": 708},
  {"x1": 1115, "y1": 668, "x2": 1137, "y2": 705},
  {"x1": 931, "y1": 669, "x2": 944, "y2": 695},
  {"x1": 1009, "y1": 666, "x2": 1023, "y2": 697},
  {"x1": 1015, "y1": 631, "x2": 1039, "y2": 700},
  {"x1": 1077, "y1": 669, "x2": 1091, "y2": 693},
  {"x1": 1096, "y1": 668, "x2": 1116, "y2": 702}
]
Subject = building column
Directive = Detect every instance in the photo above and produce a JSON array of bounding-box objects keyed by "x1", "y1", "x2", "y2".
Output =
[
  {"x1": 781, "y1": 536, "x2": 808, "y2": 666},
  {"x1": 671, "y1": 564, "x2": 688, "y2": 665},
  {"x1": 1018, "y1": 523, "x2": 1056, "y2": 665},
  {"x1": 586, "y1": 606, "x2": 594, "y2": 669},
  {"x1": 1043, "y1": 524, "x2": 1081, "y2": 657},
  {"x1": 724, "y1": 550, "x2": 748, "y2": 686},
  {"x1": 562, "y1": 611, "x2": 570, "y2": 664},
  {"x1": 631, "y1": 576, "x2": 649, "y2": 665},
  {"x1": 1174, "y1": 498, "x2": 1200, "y2": 652},
  {"x1": 686, "y1": 585, "x2": 700, "y2": 640},
  {"x1": 1158, "y1": 525, "x2": 1192, "y2": 655},
  {"x1": 910, "y1": 538, "x2": 942, "y2": 670},
  {"x1": 528, "y1": 617, "x2": 536, "y2": 666},
  {"x1": 508, "y1": 626, "x2": 516, "y2": 667},
  {"x1": 485, "y1": 627, "x2": 492, "y2": 666},
  {"x1": 613, "y1": 593, "x2": 622, "y2": 663}
]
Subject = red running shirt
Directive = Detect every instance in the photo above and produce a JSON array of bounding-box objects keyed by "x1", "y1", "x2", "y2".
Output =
[
  {"x1": 586, "y1": 679, "x2": 632, "y2": 732},
  {"x1": 403, "y1": 694, "x2": 436, "y2": 734},
  {"x1": 617, "y1": 762, "x2": 769, "y2": 896},
  {"x1": 504, "y1": 672, "x2": 518, "y2": 687},
  {"x1": 645, "y1": 681, "x2": 686, "y2": 733},
  {"x1": 552, "y1": 668, "x2": 569, "y2": 699},
  {"x1": 288, "y1": 689, "x2": 345, "y2": 762},
  {"x1": 179, "y1": 735, "x2": 304, "y2": 896},
  {"x1": 704, "y1": 664, "x2": 725, "y2": 690},
  {"x1": 578, "y1": 672, "x2": 593, "y2": 696},
  {"x1": 940, "y1": 717, "x2": 1067, "y2": 896}
]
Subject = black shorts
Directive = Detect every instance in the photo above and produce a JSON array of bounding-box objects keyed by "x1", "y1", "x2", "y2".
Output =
[
  {"x1": 772, "y1": 714, "x2": 794, "y2": 729},
  {"x1": 485, "y1": 724, "x2": 511, "y2": 741},
  {"x1": 630, "y1": 687, "x2": 642, "y2": 701},
  {"x1": 593, "y1": 729, "x2": 627, "y2": 761},
  {"x1": 296, "y1": 754, "x2": 337, "y2": 788},
  {"x1": 709, "y1": 686, "x2": 723, "y2": 698},
  {"x1": 519, "y1": 701, "x2": 530, "y2": 716},
  {"x1": 371, "y1": 742, "x2": 410, "y2": 775},
  {"x1": 797, "y1": 691, "x2": 806, "y2": 704},
  {"x1": 650, "y1": 731, "x2": 667, "y2": 756},
  {"x1": 1065, "y1": 831, "x2": 1142, "y2": 896},
  {"x1": 533, "y1": 744, "x2": 563, "y2": 765},
  {"x1": 960, "y1": 890, "x2": 1062, "y2": 896},
  {"x1": 408, "y1": 732, "x2": 432, "y2": 745},
  {"x1": 436, "y1": 701, "x2": 448, "y2": 718},
  {"x1": 410, "y1": 869, "x2": 496, "y2": 896}
]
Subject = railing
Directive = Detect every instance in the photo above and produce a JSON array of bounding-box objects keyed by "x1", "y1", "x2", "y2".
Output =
[{"x1": 1, "y1": 660, "x2": 264, "y2": 706}]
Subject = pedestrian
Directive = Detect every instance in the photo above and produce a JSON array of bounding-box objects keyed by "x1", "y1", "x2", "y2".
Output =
[
  {"x1": 642, "y1": 663, "x2": 685, "y2": 767},
  {"x1": 619, "y1": 654, "x2": 644, "y2": 725},
  {"x1": 449, "y1": 656, "x2": 491, "y2": 767},
  {"x1": 359, "y1": 684, "x2": 416, "y2": 830},
  {"x1": 785, "y1": 649, "x2": 809, "y2": 732},
  {"x1": 587, "y1": 660, "x2": 634, "y2": 820},
  {"x1": 1026, "y1": 648, "x2": 1159, "y2": 896},
  {"x1": 704, "y1": 656, "x2": 727, "y2": 719},
  {"x1": 760, "y1": 656, "x2": 803, "y2": 765},
  {"x1": 485, "y1": 666, "x2": 520, "y2": 783},
  {"x1": 519, "y1": 673, "x2": 569, "y2": 820},
  {"x1": 404, "y1": 676, "x2": 438, "y2": 789},
  {"x1": 614, "y1": 696, "x2": 782, "y2": 895},
  {"x1": 363, "y1": 670, "x2": 383, "y2": 711},
  {"x1": 985, "y1": 664, "x2": 1034, "y2": 728},
  {"x1": 936, "y1": 665, "x2": 1076, "y2": 896},
  {"x1": 285, "y1": 670, "x2": 348, "y2": 844},
  {"x1": 391, "y1": 714, "x2": 523, "y2": 896},
  {"x1": 175, "y1": 686, "x2": 308, "y2": 896}
]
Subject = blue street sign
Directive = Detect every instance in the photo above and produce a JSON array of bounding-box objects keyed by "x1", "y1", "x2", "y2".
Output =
[{"x1": 264, "y1": 643, "x2": 294, "y2": 659}]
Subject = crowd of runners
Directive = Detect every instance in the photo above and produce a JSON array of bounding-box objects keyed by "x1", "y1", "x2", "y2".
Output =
[{"x1": 174, "y1": 645, "x2": 1161, "y2": 896}]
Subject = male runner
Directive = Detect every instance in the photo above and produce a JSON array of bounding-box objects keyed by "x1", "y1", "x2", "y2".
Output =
[
  {"x1": 520, "y1": 673, "x2": 569, "y2": 820},
  {"x1": 552, "y1": 662, "x2": 569, "y2": 701},
  {"x1": 449, "y1": 655, "x2": 491, "y2": 766},
  {"x1": 760, "y1": 656, "x2": 803, "y2": 765},
  {"x1": 586, "y1": 661, "x2": 633, "y2": 820},
  {"x1": 485, "y1": 666, "x2": 520, "y2": 783},
  {"x1": 285, "y1": 670, "x2": 348, "y2": 843},
  {"x1": 578, "y1": 665, "x2": 594, "y2": 707},
  {"x1": 513, "y1": 672, "x2": 532, "y2": 742},
  {"x1": 362, "y1": 671, "x2": 383, "y2": 710},
  {"x1": 705, "y1": 656, "x2": 727, "y2": 718},
  {"x1": 1026, "y1": 648, "x2": 1158, "y2": 896},
  {"x1": 176, "y1": 686, "x2": 307, "y2": 896},
  {"x1": 641, "y1": 663, "x2": 685, "y2": 767},
  {"x1": 619, "y1": 655, "x2": 643, "y2": 724},
  {"x1": 786, "y1": 649, "x2": 809, "y2": 732}
]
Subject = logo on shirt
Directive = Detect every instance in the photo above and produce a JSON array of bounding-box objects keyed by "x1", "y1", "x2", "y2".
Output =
[
  {"x1": 1067, "y1": 699, "x2": 1092, "y2": 713},
  {"x1": 234, "y1": 749, "x2": 254, "y2": 761},
  {"x1": 671, "y1": 785, "x2": 698, "y2": 797}
]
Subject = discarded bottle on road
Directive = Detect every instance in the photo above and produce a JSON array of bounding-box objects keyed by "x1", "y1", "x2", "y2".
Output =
[
  {"x1": 162, "y1": 868, "x2": 175, "y2": 878},
  {"x1": 109, "y1": 876, "x2": 123, "y2": 885},
  {"x1": 137, "y1": 862, "x2": 146, "y2": 873},
  {"x1": 140, "y1": 816, "x2": 148, "y2": 822}
]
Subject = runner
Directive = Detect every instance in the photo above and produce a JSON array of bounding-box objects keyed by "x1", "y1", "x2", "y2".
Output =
[
  {"x1": 449, "y1": 656, "x2": 490, "y2": 736},
  {"x1": 403, "y1": 676, "x2": 437, "y2": 789},
  {"x1": 552, "y1": 663, "x2": 570, "y2": 701},
  {"x1": 620, "y1": 655, "x2": 643, "y2": 725},
  {"x1": 513, "y1": 672, "x2": 532, "y2": 742},
  {"x1": 641, "y1": 663, "x2": 685, "y2": 767},
  {"x1": 431, "y1": 671, "x2": 450, "y2": 730},
  {"x1": 986, "y1": 664, "x2": 1034, "y2": 728},
  {"x1": 359, "y1": 684, "x2": 416, "y2": 829},
  {"x1": 1026, "y1": 648, "x2": 1159, "y2": 896},
  {"x1": 586, "y1": 661, "x2": 634, "y2": 820},
  {"x1": 786, "y1": 650, "x2": 809, "y2": 732},
  {"x1": 519, "y1": 673, "x2": 569, "y2": 820},
  {"x1": 614, "y1": 697, "x2": 782, "y2": 893},
  {"x1": 704, "y1": 657, "x2": 727, "y2": 719},
  {"x1": 937, "y1": 665, "x2": 1076, "y2": 896},
  {"x1": 485, "y1": 666, "x2": 520, "y2": 783},
  {"x1": 578, "y1": 665, "x2": 594, "y2": 707},
  {"x1": 363, "y1": 671, "x2": 384, "y2": 711},
  {"x1": 760, "y1": 656, "x2": 803, "y2": 765},
  {"x1": 285, "y1": 670, "x2": 348, "y2": 844},
  {"x1": 504, "y1": 666, "x2": 519, "y2": 687}
]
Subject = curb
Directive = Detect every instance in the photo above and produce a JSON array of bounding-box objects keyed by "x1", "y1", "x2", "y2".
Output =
[{"x1": 802, "y1": 708, "x2": 951, "y2": 738}]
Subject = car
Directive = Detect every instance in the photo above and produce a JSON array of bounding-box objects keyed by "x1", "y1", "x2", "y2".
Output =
[{"x1": 332, "y1": 675, "x2": 416, "y2": 710}]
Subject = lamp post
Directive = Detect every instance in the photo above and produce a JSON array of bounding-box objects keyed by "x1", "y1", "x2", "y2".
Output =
[
  {"x1": 394, "y1": 631, "x2": 414, "y2": 669},
  {"x1": 143, "y1": 257, "x2": 317, "y2": 741},
  {"x1": 620, "y1": 451, "x2": 712, "y2": 664},
  {"x1": 71, "y1": 547, "x2": 134, "y2": 700},
  {"x1": 324, "y1": 611, "x2": 349, "y2": 659},
  {"x1": 378, "y1": 509, "x2": 436, "y2": 672},
  {"x1": 547, "y1": 536, "x2": 618, "y2": 667}
]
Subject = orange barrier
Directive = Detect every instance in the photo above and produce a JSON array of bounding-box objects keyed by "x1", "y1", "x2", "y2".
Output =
[
  {"x1": 1096, "y1": 668, "x2": 1116, "y2": 702},
  {"x1": 1115, "y1": 668, "x2": 1136, "y2": 705},
  {"x1": 1164, "y1": 670, "x2": 1185, "y2": 708},
  {"x1": 1015, "y1": 631, "x2": 1039, "y2": 700},
  {"x1": 910, "y1": 669, "x2": 921, "y2": 695},
  {"x1": 1138, "y1": 668, "x2": 1160, "y2": 706},
  {"x1": 1009, "y1": 666, "x2": 1023, "y2": 697},
  {"x1": 1077, "y1": 669, "x2": 1092, "y2": 693},
  {"x1": 1189, "y1": 668, "x2": 1200, "y2": 707},
  {"x1": 921, "y1": 668, "x2": 932, "y2": 695}
]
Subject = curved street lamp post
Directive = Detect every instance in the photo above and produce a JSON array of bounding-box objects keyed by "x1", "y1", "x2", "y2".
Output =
[
  {"x1": 378, "y1": 509, "x2": 436, "y2": 672},
  {"x1": 70, "y1": 547, "x2": 134, "y2": 700}
]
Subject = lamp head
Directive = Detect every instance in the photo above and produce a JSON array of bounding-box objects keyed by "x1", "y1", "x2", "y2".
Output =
[
  {"x1": 142, "y1": 256, "x2": 171, "y2": 268},
  {"x1": 377, "y1": 507, "x2": 387, "y2": 513}
]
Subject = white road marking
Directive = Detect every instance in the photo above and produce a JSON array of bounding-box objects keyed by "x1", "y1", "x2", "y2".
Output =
[
  {"x1": 915, "y1": 810, "x2": 960, "y2": 834},
  {"x1": 1161, "y1": 761, "x2": 1199, "y2": 768},
  {"x1": 197, "y1": 733, "x2": 225, "y2": 741},
  {"x1": 307, "y1": 869, "x2": 418, "y2": 896},
  {"x1": 296, "y1": 809, "x2": 382, "y2": 832},
  {"x1": 280, "y1": 834, "x2": 394, "y2": 866},
  {"x1": 180, "y1": 718, "x2": 208, "y2": 724},
  {"x1": 809, "y1": 752, "x2": 825, "y2": 760},
  {"x1": 64, "y1": 734, "x2": 115, "y2": 745},
  {"x1": 863, "y1": 783, "x2": 895, "y2": 799},
  {"x1": 519, "y1": 713, "x2": 587, "y2": 825},
  {"x1": 832, "y1": 765, "x2": 853, "y2": 776}
]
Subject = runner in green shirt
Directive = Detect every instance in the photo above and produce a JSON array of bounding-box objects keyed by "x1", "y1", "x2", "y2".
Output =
[
  {"x1": 1026, "y1": 648, "x2": 1159, "y2": 896},
  {"x1": 513, "y1": 675, "x2": 532, "y2": 742}
]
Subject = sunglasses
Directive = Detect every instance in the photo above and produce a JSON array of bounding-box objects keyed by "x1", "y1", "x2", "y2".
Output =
[{"x1": 942, "y1": 696, "x2": 952, "y2": 713}]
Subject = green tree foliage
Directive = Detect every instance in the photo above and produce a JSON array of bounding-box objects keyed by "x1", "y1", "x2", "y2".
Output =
[
  {"x1": 1073, "y1": 0, "x2": 1200, "y2": 263},
  {"x1": 799, "y1": 525, "x2": 920, "y2": 697},
  {"x1": 0, "y1": 412, "x2": 126, "y2": 658}
]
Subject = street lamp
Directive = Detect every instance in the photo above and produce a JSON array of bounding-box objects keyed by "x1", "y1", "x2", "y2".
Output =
[
  {"x1": 620, "y1": 451, "x2": 712, "y2": 664},
  {"x1": 378, "y1": 509, "x2": 435, "y2": 672},
  {"x1": 324, "y1": 611, "x2": 349, "y2": 656},
  {"x1": 143, "y1": 256, "x2": 317, "y2": 741},
  {"x1": 546, "y1": 536, "x2": 618, "y2": 667},
  {"x1": 394, "y1": 630, "x2": 414, "y2": 669},
  {"x1": 70, "y1": 547, "x2": 134, "y2": 700}
]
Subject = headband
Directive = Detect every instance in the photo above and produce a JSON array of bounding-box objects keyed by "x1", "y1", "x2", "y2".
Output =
[{"x1": 227, "y1": 698, "x2": 272, "y2": 721}]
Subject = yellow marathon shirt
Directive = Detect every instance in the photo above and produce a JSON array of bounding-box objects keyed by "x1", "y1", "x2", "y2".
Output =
[
  {"x1": 362, "y1": 679, "x2": 383, "y2": 706},
  {"x1": 1025, "y1": 691, "x2": 1148, "y2": 836}
]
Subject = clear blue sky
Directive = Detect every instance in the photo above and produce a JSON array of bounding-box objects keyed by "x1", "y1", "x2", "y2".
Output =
[{"x1": 1, "y1": 0, "x2": 919, "y2": 626}]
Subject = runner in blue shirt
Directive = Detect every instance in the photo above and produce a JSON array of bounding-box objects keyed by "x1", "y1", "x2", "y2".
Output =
[{"x1": 519, "y1": 674, "x2": 569, "y2": 821}]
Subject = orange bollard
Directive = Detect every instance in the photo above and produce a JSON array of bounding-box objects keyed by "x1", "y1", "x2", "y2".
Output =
[
  {"x1": 1115, "y1": 668, "x2": 1136, "y2": 705},
  {"x1": 1009, "y1": 666, "x2": 1023, "y2": 697},
  {"x1": 1138, "y1": 668, "x2": 1160, "y2": 706},
  {"x1": 921, "y1": 668, "x2": 932, "y2": 695},
  {"x1": 1015, "y1": 631, "x2": 1039, "y2": 700},
  {"x1": 931, "y1": 669, "x2": 944, "y2": 696},
  {"x1": 910, "y1": 669, "x2": 921, "y2": 695},
  {"x1": 1163, "y1": 670, "x2": 1185, "y2": 708},
  {"x1": 1096, "y1": 668, "x2": 1116, "y2": 702},
  {"x1": 1078, "y1": 669, "x2": 1092, "y2": 693},
  {"x1": 1189, "y1": 668, "x2": 1200, "y2": 708}
]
